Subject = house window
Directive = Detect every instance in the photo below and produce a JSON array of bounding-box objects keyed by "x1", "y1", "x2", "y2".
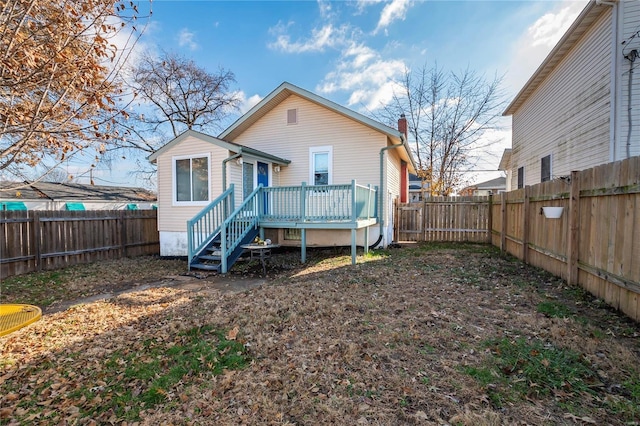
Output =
[
  {"x1": 174, "y1": 154, "x2": 210, "y2": 204},
  {"x1": 309, "y1": 146, "x2": 332, "y2": 185},
  {"x1": 541, "y1": 155, "x2": 551, "y2": 182},
  {"x1": 287, "y1": 108, "x2": 297, "y2": 125},
  {"x1": 517, "y1": 166, "x2": 524, "y2": 189}
]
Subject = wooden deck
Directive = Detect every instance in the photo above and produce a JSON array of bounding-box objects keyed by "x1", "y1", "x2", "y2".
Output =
[{"x1": 188, "y1": 181, "x2": 379, "y2": 272}]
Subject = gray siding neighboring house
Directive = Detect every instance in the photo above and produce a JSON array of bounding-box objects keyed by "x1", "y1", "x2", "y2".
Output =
[
  {"x1": 502, "y1": 0, "x2": 640, "y2": 190},
  {"x1": 459, "y1": 176, "x2": 506, "y2": 196},
  {"x1": 0, "y1": 181, "x2": 157, "y2": 210}
]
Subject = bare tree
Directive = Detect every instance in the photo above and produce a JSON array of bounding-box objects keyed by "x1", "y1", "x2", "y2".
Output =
[
  {"x1": 118, "y1": 51, "x2": 241, "y2": 152},
  {"x1": 0, "y1": 0, "x2": 148, "y2": 175},
  {"x1": 378, "y1": 64, "x2": 506, "y2": 195}
]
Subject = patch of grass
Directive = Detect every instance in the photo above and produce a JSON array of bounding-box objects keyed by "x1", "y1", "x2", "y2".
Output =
[
  {"x1": 462, "y1": 366, "x2": 496, "y2": 387},
  {"x1": 8, "y1": 325, "x2": 250, "y2": 423},
  {"x1": 485, "y1": 338, "x2": 597, "y2": 399},
  {"x1": 0, "y1": 271, "x2": 68, "y2": 306},
  {"x1": 603, "y1": 373, "x2": 640, "y2": 420},
  {"x1": 537, "y1": 301, "x2": 573, "y2": 318}
]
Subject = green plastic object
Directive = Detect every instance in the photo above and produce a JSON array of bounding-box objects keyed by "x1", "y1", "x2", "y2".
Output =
[
  {"x1": 126, "y1": 203, "x2": 139, "y2": 210},
  {"x1": 65, "y1": 202, "x2": 85, "y2": 211},
  {"x1": 2, "y1": 201, "x2": 27, "y2": 211}
]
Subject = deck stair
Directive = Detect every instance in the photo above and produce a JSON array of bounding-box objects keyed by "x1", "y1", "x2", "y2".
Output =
[{"x1": 188, "y1": 185, "x2": 263, "y2": 273}]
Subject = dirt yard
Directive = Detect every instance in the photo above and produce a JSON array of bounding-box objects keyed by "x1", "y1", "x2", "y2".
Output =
[{"x1": 1, "y1": 243, "x2": 639, "y2": 425}]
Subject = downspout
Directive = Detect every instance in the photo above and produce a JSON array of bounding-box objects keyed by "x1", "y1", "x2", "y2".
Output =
[
  {"x1": 222, "y1": 150, "x2": 242, "y2": 191},
  {"x1": 373, "y1": 134, "x2": 408, "y2": 249}
]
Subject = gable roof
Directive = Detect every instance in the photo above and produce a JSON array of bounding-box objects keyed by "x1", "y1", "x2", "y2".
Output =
[
  {"x1": 147, "y1": 129, "x2": 291, "y2": 165},
  {"x1": 498, "y1": 148, "x2": 512, "y2": 171},
  {"x1": 0, "y1": 181, "x2": 156, "y2": 201},
  {"x1": 503, "y1": 1, "x2": 607, "y2": 116},
  {"x1": 219, "y1": 82, "x2": 417, "y2": 172},
  {"x1": 474, "y1": 176, "x2": 506, "y2": 190},
  {"x1": 460, "y1": 176, "x2": 506, "y2": 194}
]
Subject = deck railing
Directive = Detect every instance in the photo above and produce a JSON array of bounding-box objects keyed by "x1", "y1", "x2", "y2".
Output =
[
  {"x1": 187, "y1": 185, "x2": 235, "y2": 264},
  {"x1": 187, "y1": 181, "x2": 378, "y2": 272},
  {"x1": 261, "y1": 180, "x2": 377, "y2": 222},
  {"x1": 220, "y1": 185, "x2": 262, "y2": 273}
]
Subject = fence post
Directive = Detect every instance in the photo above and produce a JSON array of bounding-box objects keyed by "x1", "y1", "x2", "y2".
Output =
[
  {"x1": 422, "y1": 197, "x2": 428, "y2": 242},
  {"x1": 33, "y1": 211, "x2": 42, "y2": 271},
  {"x1": 120, "y1": 210, "x2": 127, "y2": 257},
  {"x1": 567, "y1": 170, "x2": 580, "y2": 286},
  {"x1": 500, "y1": 194, "x2": 507, "y2": 253},
  {"x1": 523, "y1": 186, "x2": 530, "y2": 264},
  {"x1": 487, "y1": 194, "x2": 493, "y2": 244}
]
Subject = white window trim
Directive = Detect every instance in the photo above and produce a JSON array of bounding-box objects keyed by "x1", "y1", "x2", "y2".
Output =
[
  {"x1": 309, "y1": 146, "x2": 333, "y2": 186},
  {"x1": 172, "y1": 153, "x2": 211, "y2": 207}
]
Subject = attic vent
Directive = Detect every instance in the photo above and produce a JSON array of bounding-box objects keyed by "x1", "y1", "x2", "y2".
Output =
[{"x1": 287, "y1": 108, "x2": 297, "y2": 125}]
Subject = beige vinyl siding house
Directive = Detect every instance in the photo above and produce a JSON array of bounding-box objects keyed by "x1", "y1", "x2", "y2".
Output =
[
  {"x1": 503, "y1": 1, "x2": 640, "y2": 190},
  {"x1": 220, "y1": 87, "x2": 411, "y2": 248},
  {"x1": 150, "y1": 82, "x2": 415, "y2": 257},
  {"x1": 154, "y1": 135, "x2": 228, "y2": 255}
]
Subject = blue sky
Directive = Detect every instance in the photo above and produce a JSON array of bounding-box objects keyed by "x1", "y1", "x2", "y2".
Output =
[{"x1": 89, "y1": 0, "x2": 589, "y2": 188}]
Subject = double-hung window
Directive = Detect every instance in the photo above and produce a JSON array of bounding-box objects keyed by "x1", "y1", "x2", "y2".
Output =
[
  {"x1": 173, "y1": 154, "x2": 210, "y2": 205},
  {"x1": 517, "y1": 166, "x2": 524, "y2": 189},
  {"x1": 541, "y1": 155, "x2": 551, "y2": 182},
  {"x1": 309, "y1": 146, "x2": 332, "y2": 186}
]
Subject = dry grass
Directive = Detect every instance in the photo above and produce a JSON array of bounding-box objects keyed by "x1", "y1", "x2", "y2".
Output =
[{"x1": 1, "y1": 243, "x2": 639, "y2": 425}]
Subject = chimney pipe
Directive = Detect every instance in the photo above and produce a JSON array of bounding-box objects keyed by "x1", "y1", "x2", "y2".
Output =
[{"x1": 398, "y1": 114, "x2": 407, "y2": 138}]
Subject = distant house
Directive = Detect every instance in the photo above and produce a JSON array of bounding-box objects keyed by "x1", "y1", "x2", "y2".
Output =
[
  {"x1": 0, "y1": 181, "x2": 156, "y2": 210},
  {"x1": 502, "y1": 0, "x2": 640, "y2": 190},
  {"x1": 149, "y1": 82, "x2": 416, "y2": 272},
  {"x1": 459, "y1": 176, "x2": 506, "y2": 196},
  {"x1": 408, "y1": 174, "x2": 430, "y2": 202}
]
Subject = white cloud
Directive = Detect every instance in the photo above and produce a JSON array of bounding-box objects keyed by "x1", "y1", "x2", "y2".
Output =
[
  {"x1": 235, "y1": 91, "x2": 263, "y2": 114},
  {"x1": 374, "y1": 0, "x2": 412, "y2": 35},
  {"x1": 317, "y1": 0, "x2": 333, "y2": 19},
  {"x1": 268, "y1": 23, "x2": 348, "y2": 53},
  {"x1": 504, "y1": 0, "x2": 587, "y2": 94},
  {"x1": 317, "y1": 42, "x2": 406, "y2": 110},
  {"x1": 177, "y1": 28, "x2": 198, "y2": 51},
  {"x1": 353, "y1": 0, "x2": 384, "y2": 14}
]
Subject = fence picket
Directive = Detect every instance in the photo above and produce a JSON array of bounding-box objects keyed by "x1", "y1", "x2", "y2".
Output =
[{"x1": 1, "y1": 210, "x2": 159, "y2": 279}]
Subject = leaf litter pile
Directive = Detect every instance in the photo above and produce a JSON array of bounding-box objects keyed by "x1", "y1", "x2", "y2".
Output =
[{"x1": 1, "y1": 243, "x2": 639, "y2": 425}]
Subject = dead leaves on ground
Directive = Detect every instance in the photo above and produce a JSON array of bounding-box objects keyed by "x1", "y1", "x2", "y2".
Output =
[{"x1": 1, "y1": 245, "x2": 639, "y2": 425}]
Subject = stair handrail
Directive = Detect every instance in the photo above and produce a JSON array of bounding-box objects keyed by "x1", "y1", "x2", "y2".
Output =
[
  {"x1": 220, "y1": 184, "x2": 263, "y2": 273},
  {"x1": 187, "y1": 185, "x2": 235, "y2": 265}
]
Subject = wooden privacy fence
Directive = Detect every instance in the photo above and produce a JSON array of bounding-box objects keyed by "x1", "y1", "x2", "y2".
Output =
[
  {"x1": 0, "y1": 210, "x2": 159, "y2": 279},
  {"x1": 395, "y1": 196, "x2": 491, "y2": 243},
  {"x1": 492, "y1": 156, "x2": 640, "y2": 321},
  {"x1": 394, "y1": 156, "x2": 640, "y2": 321}
]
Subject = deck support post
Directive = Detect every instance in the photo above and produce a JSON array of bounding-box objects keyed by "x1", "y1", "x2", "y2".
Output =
[
  {"x1": 301, "y1": 228, "x2": 307, "y2": 263},
  {"x1": 351, "y1": 229, "x2": 357, "y2": 265},
  {"x1": 364, "y1": 226, "x2": 369, "y2": 255}
]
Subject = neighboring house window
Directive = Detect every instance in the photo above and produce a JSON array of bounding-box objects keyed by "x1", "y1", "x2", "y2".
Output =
[
  {"x1": 309, "y1": 146, "x2": 332, "y2": 185},
  {"x1": 517, "y1": 166, "x2": 524, "y2": 189},
  {"x1": 287, "y1": 108, "x2": 297, "y2": 125},
  {"x1": 174, "y1": 154, "x2": 210, "y2": 204},
  {"x1": 541, "y1": 155, "x2": 551, "y2": 182}
]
